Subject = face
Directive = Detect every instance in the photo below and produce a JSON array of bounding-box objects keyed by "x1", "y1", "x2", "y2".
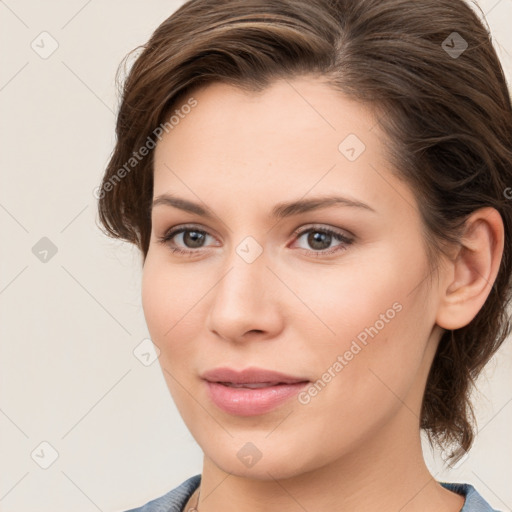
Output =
[{"x1": 142, "y1": 77, "x2": 444, "y2": 480}]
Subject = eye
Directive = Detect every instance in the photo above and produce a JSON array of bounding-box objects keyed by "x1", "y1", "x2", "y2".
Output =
[
  {"x1": 157, "y1": 224, "x2": 218, "y2": 256},
  {"x1": 291, "y1": 225, "x2": 353, "y2": 255},
  {"x1": 157, "y1": 224, "x2": 354, "y2": 257}
]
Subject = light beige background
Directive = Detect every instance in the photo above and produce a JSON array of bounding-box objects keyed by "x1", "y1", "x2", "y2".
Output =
[{"x1": 0, "y1": 1, "x2": 511, "y2": 511}]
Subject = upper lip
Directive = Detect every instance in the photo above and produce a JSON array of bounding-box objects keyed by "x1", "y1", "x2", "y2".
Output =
[{"x1": 201, "y1": 367, "x2": 309, "y2": 385}]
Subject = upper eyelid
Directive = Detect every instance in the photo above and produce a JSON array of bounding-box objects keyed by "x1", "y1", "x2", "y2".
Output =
[
  {"x1": 163, "y1": 224, "x2": 216, "y2": 239},
  {"x1": 160, "y1": 223, "x2": 353, "y2": 246},
  {"x1": 161, "y1": 223, "x2": 350, "y2": 235}
]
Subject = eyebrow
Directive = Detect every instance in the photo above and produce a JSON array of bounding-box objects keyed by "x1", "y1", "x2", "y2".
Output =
[{"x1": 151, "y1": 193, "x2": 376, "y2": 218}]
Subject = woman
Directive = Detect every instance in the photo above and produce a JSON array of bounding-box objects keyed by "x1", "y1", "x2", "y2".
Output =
[{"x1": 97, "y1": 0, "x2": 512, "y2": 510}]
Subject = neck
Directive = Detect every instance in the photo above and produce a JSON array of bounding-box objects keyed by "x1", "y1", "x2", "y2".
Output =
[{"x1": 194, "y1": 412, "x2": 464, "y2": 512}]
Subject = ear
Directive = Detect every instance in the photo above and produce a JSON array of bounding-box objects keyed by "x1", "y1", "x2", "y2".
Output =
[{"x1": 435, "y1": 207, "x2": 505, "y2": 330}]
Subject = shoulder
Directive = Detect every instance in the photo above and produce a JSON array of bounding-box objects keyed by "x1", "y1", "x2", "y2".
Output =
[
  {"x1": 440, "y1": 482, "x2": 502, "y2": 512},
  {"x1": 124, "y1": 474, "x2": 201, "y2": 512}
]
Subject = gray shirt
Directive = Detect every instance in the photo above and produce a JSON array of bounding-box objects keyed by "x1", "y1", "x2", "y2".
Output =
[{"x1": 125, "y1": 474, "x2": 500, "y2": 511}]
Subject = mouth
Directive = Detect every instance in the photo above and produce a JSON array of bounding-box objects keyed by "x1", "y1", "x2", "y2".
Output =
[
  {"x1": 216, "y1": 381, "x2": 305, "y2": 388},
  {"x1": 201, "y1": 366, "x2": 309, "y2": 386},
  {"x1": 201, "y1": 367, "x2": 310, "y2": 416}
]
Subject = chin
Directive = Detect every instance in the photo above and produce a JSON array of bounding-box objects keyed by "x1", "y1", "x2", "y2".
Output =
[{"x1": 201, "y1": 434, "x2": 325, "y2": 481}]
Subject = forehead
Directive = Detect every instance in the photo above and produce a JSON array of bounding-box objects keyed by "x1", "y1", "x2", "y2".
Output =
[
  {"x1": 155, "y1": 78, "x2": 374, "y2": 173},
  {"x1": 152, "y1": 77, "x2": 416, "y2": 220},
  {"x1": 166, "y1": 77, "x2": 378, "y2": 145}
]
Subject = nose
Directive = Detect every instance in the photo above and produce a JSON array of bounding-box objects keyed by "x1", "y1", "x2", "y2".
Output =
[{"x1": 205, "y1": 245, "x2": 284, "y2": 343}]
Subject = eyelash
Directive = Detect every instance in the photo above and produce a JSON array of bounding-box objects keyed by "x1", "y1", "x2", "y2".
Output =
[{"x1": 157, "y1": 224, "x2": 354, "y2": 258}]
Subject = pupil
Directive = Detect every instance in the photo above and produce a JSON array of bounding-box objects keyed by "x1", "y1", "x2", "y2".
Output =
[
  {"x1": 308, "y1": 231, "x2": 331, "y2": 250},
  {"x1": 184, "y1": 231, "x2": 204, "y2": 248}
]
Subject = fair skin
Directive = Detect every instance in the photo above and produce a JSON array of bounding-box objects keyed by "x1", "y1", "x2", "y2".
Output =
[{"x1": 141, "y1": 77, "x2": 504, "y2": 512}]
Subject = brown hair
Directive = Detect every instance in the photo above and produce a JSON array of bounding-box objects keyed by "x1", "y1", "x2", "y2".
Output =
[{"x1": 97, "y1": 0, "x2": 512, "y2": 462}]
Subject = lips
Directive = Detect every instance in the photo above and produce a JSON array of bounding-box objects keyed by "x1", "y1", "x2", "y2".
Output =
[
  {"x1": 201, "y1": 366, "x2": 309, "y2": 386},
  {"x1": 221, "y1": 382, "x2": 282, "y2": 388},
  {"x1": 201, "y1": 367, "x2": 310, "y2": 416}
]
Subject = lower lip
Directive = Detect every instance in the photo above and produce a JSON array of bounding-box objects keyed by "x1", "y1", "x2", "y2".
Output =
[{"x1": 205, "y1": 381, "x2": 309, "y2": 416}]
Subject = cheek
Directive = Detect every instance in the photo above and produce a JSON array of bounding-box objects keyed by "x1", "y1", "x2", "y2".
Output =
[
  {"x1": 280, "y1": 254, "x2": 406, "y2": 351},
  {"x1": 141, "y1": 257, "x2": 205, "y2": 413},
  {"x1": 293, "y1": 246, "x2": 432, "y2": 397},
  {"x1": 141, "y1": 256, "x2": 204, "y2": 366},
  {"x1": 142, "y1": 254, "x2": 200, "y2": 334}
]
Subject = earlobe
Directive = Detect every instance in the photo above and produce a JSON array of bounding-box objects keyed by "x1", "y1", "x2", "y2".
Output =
[{"x1": 435, "y1": 207, "x2": 504, "y2": 331}]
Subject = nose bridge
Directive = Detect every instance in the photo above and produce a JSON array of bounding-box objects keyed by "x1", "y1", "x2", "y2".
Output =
[
  {"x1": 206, "y1": 236, "x2": 280, "y2": 339},
  {"x1": 216, "y1": 239, "x2": 268, "y2": 308}
]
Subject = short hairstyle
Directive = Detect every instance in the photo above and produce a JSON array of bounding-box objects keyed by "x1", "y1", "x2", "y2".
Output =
[{"x1": 97, "y1": 0, "x2": 512, "y2": 462}]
